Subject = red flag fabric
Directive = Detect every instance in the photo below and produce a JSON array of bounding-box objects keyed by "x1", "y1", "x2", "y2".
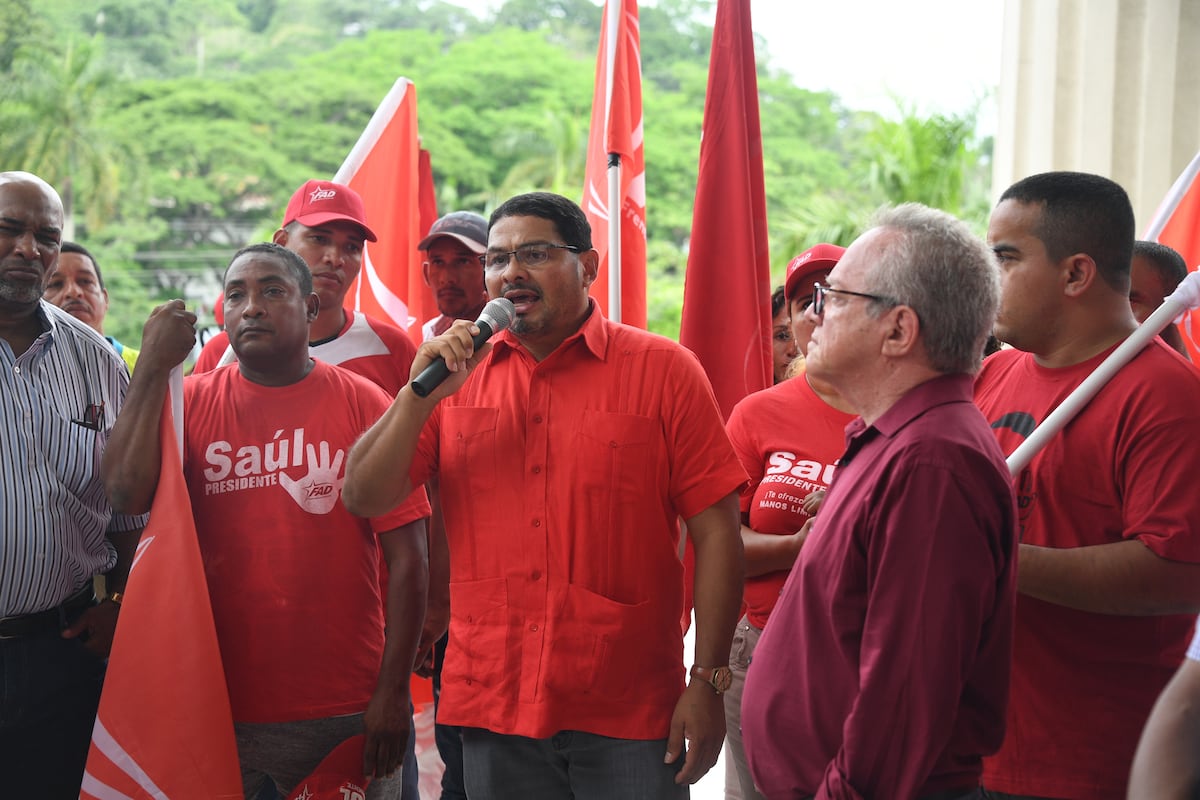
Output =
[
  {"x1": 1145, "y1": 151, "x2": 1200, "y2": 361},
  {"x1": 582, "y1": 0, "x2": 648, "y2": 327},
  {"x1": 80, "y1": 398, "x2": 242, "y2": 799},
  {"x1": 679, "y1": 0, "x2": 772, "y2": 420},
  {"x1": 334, "y1": 78, "x2": 430, "y2": 341},
  {"x1": 411, "y1": 147, "x2": 441, "y2": 346},
  {"x1": 287, "y1": 736, "x2": 370, "y2": 800}
]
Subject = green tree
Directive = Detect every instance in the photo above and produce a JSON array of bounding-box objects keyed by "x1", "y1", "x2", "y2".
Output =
[
  {"x1": 1, "y1": 34, "x2": 122, "y2": 239},
  {"x1": 773, "y1": 100, "x2": 992, "y2": 274}
]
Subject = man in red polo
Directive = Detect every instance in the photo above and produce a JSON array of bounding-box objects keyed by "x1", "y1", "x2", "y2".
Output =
[
  {"x1": 193, "y1": 179, "x2": 417, "y2": 397},
  {"x1": 343, "y1": 191, "x2": 746, "y2": 799}
]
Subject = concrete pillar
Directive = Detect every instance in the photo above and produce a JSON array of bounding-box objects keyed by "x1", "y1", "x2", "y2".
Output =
[{"x1": 994, "y1": 0, "x2": 1200, "y2": 229}]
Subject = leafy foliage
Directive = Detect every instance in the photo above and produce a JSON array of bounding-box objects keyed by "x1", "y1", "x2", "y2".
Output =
[{"x1": 0, "y1": 0, "x2": 992, "y2": 343}]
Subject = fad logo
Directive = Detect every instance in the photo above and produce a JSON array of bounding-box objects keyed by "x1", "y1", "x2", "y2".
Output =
[
  {"x1": 310, "y1": 187, "x2": 337, "y2": 203},
  {"x1": 307, "y1": 483, "x2": 335, "y2": 499}
]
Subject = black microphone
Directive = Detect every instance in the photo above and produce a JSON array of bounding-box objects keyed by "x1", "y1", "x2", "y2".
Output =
[{"x1": 411, "y1": 298, "x2": 516, "y2": 398}]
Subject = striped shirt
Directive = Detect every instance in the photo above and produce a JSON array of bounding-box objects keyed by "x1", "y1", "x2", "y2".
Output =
[{"x1": 1, "y1": 301, "x2": 146, "y2": 616}]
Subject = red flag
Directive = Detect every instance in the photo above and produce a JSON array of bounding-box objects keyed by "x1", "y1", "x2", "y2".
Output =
[
  {"x1": 679, "y1": 0, "x2": 772, "y2": 420},
  {"x1": 582, "y1": 0, "x2": 647, "y2": 328},
  {"x1": 335, "y1": 78, "x2": 437, "y2": 343},
  {"x1": 287, "y1": 736, "x2": 370, "y2": 800},
  {"x1": 81, "y1": 397, "x2": 242, "y2": 799},
  {"x1": 411, "y1": 147, "x2": 441, "y2": 346},
  {"x1": 1145, "y1": 150, "x2": 1200, "y2": 361}
]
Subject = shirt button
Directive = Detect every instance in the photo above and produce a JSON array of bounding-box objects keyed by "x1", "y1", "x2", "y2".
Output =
[
  {"x1": 529, "y1": 623, "x2": 538, "y2": 632},
  {"x1": 532, "y1": 465, "x2": 541, "y2": 474},
  {"x1": 13, "y1": 365, "x2": 20, "y2": 374},
  {"x1": 532, "y1": 518, "x2": 541, "y2": 527},
  {"x1": 532, "y1": 415, "x2": 543, "y2": 423},
  {"x1": 531, "y1": 570, "x2": 541, "y2": 580}
]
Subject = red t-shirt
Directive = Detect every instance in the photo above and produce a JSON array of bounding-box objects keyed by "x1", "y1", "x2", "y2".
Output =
[
  {"x1": 725, "y1": 376, "x2": 855, "y2": 629},
  {"x1": 408, "y1": 307, "x2": 748, "y2": 740},
  {"x1": 183, "y1": 361, "x2": 431, "y2": 723},
  {"x1": 974, "y1": 341, "x2": 1200, "y2": 799},
  {"x1": 194, "y1": 309, "x2": 417, "y2": 398}
]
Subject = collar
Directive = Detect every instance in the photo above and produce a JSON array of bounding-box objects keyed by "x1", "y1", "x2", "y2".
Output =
[
  {"x1": 36, "y1": 300, "x2": 64, "y2": 338},
  {"x1": 309, "y1": 307, "x2": 356, "y2": 347},
  {"x1": 841, "y1": 373, "x2": 974, "y2": 464},
  {"x1": 490, "y1": 299, "x2": 609, "y2": 363}
]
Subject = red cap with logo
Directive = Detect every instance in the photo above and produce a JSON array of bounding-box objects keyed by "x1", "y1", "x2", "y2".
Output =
[
  {"x1": 784, "y1": 243, "x2": 845, "y2": 302},
  {"x1": 282, "y1": 179, "x2": 377, "y2": 242}
]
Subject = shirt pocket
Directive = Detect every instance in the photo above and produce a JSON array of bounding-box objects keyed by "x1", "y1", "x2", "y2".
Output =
[
  {"x1": 444, "y1": 576, "x2": 509, "y2": 690},
  {"x1": 543, "y1": 583, "x2": 650, "y2": 703},
  {"x1": 442, "y1": 407, "x2": 499, "y2": 497},
  {"x1": 574, "y1": 411, "x2": 656, "y2": 509}
]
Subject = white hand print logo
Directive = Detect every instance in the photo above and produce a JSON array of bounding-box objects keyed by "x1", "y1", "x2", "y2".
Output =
[{"x1": 278, "y1": 440, "x2": 345, "y2": 514}]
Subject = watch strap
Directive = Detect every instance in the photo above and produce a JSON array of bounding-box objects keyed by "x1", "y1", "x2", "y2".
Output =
[{"x1": 690, "y1": 664, "x2": 733, "y2": 694}]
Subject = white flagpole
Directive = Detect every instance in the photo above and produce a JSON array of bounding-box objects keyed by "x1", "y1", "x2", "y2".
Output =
[
  {"x1": 170, "y1": 365, "x2": 184, "y2": 453},
  {"x1": 604, "y1": 0, "x2": 622, "y2": 323},
  {"x1": 1007, "y1": 270, "x2": 1200, "y2": 475}
]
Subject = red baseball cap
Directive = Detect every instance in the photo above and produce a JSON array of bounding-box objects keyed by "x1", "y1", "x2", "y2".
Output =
[
  {"x1": 784, "y1": 243, "x2": 845, "y2": 302},
  {"x1": 281, "y1": 179, "x2": 377, "y2": 242}
]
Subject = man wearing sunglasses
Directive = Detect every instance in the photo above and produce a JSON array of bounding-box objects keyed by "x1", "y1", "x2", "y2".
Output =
[
  {"x1": 344, "y1": 192, "x2": 746, "y2": 799},
  {"x1": 0, "y1": 171, "x2": 147, "y2": 797},
  {"x1": 741, "y1": 204, "x2": 1018, "y2": 800}
]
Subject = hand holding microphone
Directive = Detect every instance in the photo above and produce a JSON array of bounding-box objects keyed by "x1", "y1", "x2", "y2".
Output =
[{"x1": 411, "y1": 298, "x2": 516, "y2": 397}]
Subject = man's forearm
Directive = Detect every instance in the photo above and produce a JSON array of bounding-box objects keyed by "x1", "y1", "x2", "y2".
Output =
[
  {"x1": 102, "y1": 363, "x2": 171, "y2": 515},
  {"x1": 687, "y1": 493, "x2": 744, "y2": 667},
  {"x1": 1018, "y1": 539, "x2": 1200, "y2": 615},
  {"x1": 378, "y1": 521, "x2": 430, "y2": 690}
]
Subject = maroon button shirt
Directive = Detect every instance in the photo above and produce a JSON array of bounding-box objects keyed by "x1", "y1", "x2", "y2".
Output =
[{"x1": 742, "y1": 374, "x2": 1018, "y2": 800}]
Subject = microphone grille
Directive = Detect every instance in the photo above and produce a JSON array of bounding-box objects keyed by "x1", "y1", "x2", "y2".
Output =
[{"x1": 479, "y1": 297, "x2": 516, "y2": 333}]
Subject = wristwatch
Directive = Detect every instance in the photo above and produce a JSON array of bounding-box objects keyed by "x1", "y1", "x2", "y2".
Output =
[{"x1": 690, "y1": 664, "x2": 733, "y2": 695}]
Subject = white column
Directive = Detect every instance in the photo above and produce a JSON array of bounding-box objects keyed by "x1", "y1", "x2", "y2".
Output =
[{"x1": 994, "y1": 0, "x2": 1200, "y2": 228}]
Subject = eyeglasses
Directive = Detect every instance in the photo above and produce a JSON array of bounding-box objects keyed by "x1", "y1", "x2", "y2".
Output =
[
  {"x1": 72, "y1": 401, "x2": 105, "y2": 432},
  {"x1": 63, "y1": 334, "x2": 105, "y2": 431},
  {"x1": 483, "y1": 243, "x2": 580, "y2": 271},
  {"x1": 811, "y1": 283, "x2": 895, "y2": 316}
]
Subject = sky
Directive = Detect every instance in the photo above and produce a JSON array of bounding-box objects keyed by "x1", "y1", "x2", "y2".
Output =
[
  {"x1": 458, "y1": 0, "x2": 1005, "y2": 124},
  {"x1": 748, "y1": 1, "x2": 1003, "y2": 122}
]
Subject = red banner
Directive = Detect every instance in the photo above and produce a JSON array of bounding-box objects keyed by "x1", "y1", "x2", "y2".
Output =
[
  {"x1": 335, "y1": 78, "x2": 437, "y2": 345},
  {"x1": 679, "y1": 0, "x2": 772, "y2": 420},
  {"x1": 1145, "y1": 151, "x2": 1200, "y2": 361},
  {"x1": 81, "y1": 398, "x2": 242, "y2": 800},
  {"x1": 582, "y1": 0, "x2": 647, "y2": 327},
  {"x1": 287, "y1": 736, "x2": 370, "y2": 800}
]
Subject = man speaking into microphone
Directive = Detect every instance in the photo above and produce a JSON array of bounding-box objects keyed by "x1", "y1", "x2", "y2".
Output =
[{"x1": 344, "y1": 192, "x2": 746, "y2": 800}]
